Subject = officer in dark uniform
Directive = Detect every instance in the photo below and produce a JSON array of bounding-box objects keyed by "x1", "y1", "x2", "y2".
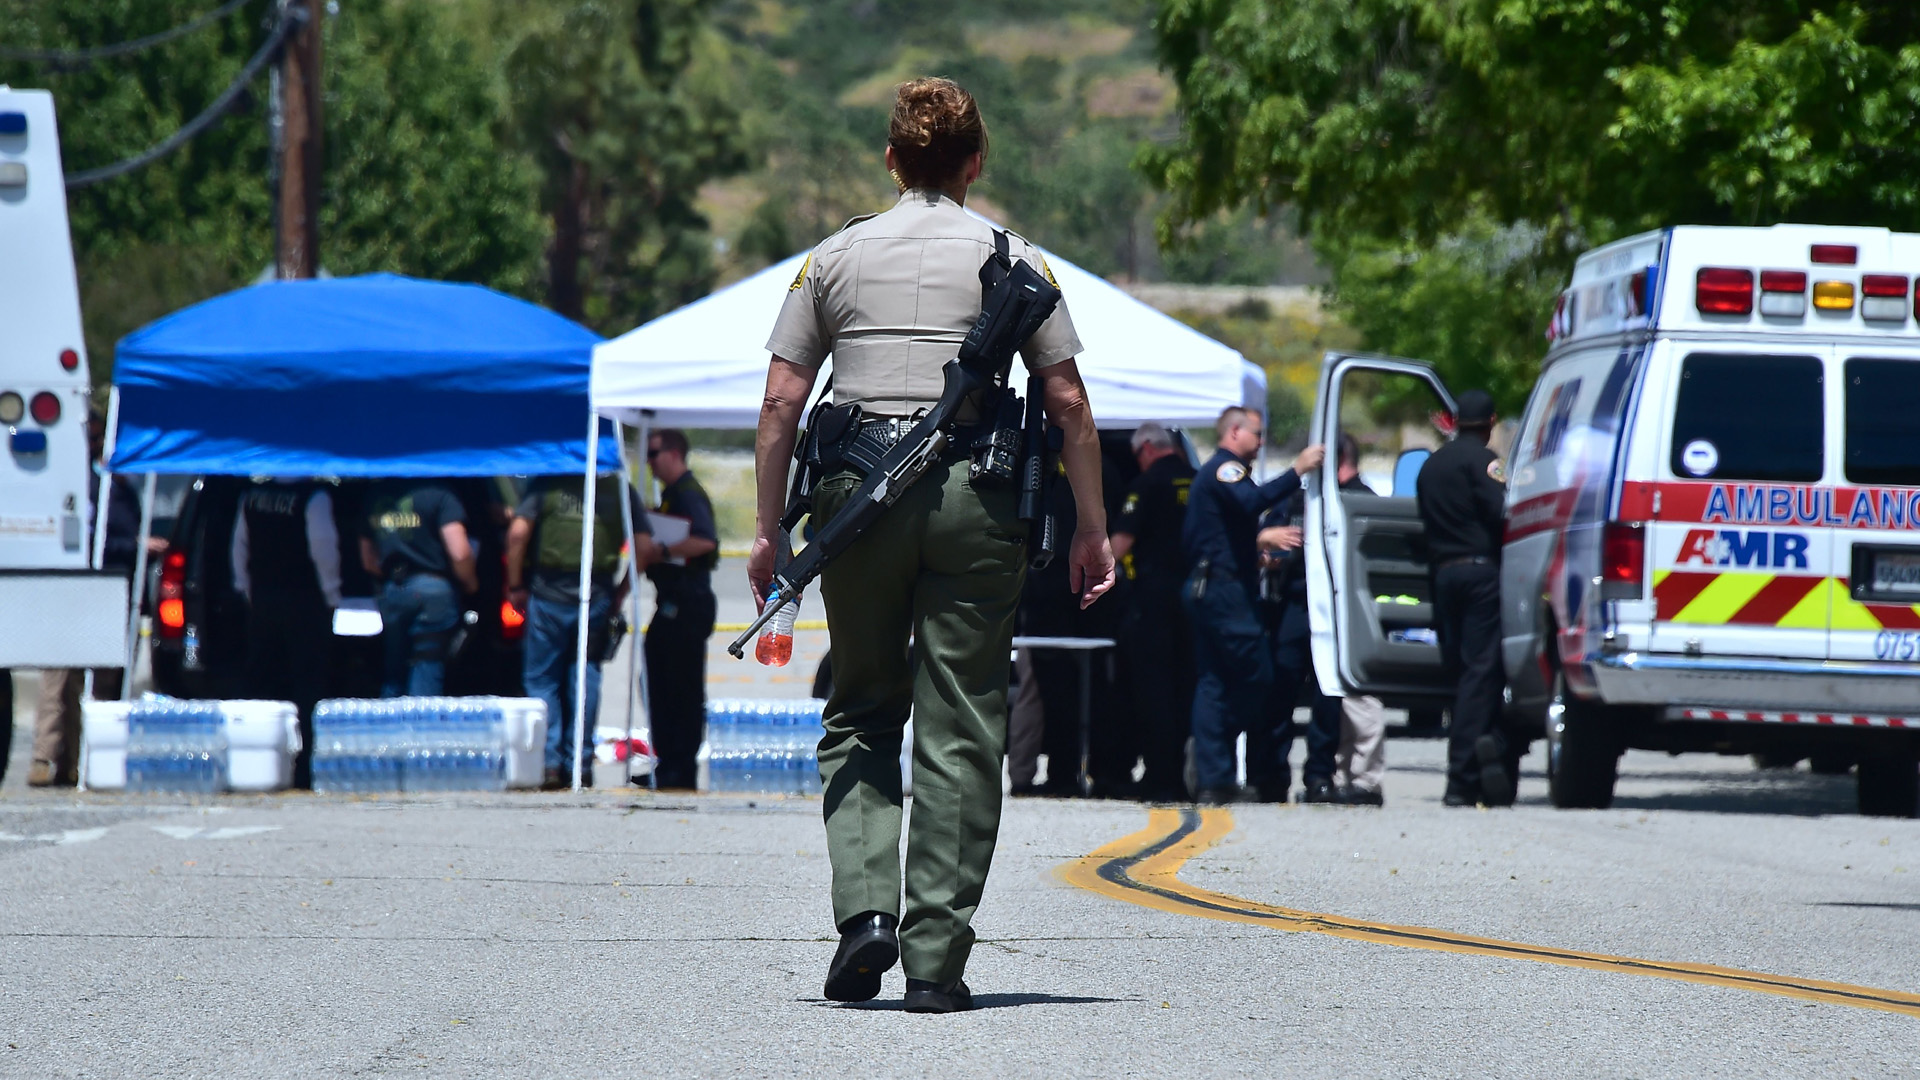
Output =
[
  {"x1": 1415, "y1": 390, "x2": 1512, "y2": 806},
  {"x1": 644, "y1": 428, "x2": 718, "y2": 791},
  {"x1": 1112, "y1": 422, "x2": 1196, "y2": 801},
  {"x1": 231, "y1": 478, "x2": 342, "y2": 788},
  {"x1": 360, "y1": 479, "x2": 476, "y2": 698},
  {"x1": 1252, "y1": 486, "x2": 1328, "y2": 802},
  {"x1": 1182, "y1": 406, "x2": 1324, "y2": 804}
]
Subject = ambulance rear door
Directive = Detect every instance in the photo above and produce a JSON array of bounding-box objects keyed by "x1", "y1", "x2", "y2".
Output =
[
  {"x1": 1829, "y1": 346, "x2": 1920, "y2": 662},
  {"x1": 1306, "y1": 353, "x2": 1458, "y2": 701},
  {"x1": 1646, "y1": 342, "x2": 1834, "y2": 660}
]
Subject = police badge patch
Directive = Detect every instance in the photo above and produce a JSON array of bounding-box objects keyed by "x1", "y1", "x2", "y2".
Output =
[
  {"x1": 1217, "y1": 461, "x2": 1247, "y2": 483},
  {"x1": 789, "y1": 254, "x2": 811, "y2": 291},
  {"x1": 1487, "y1": 458, "x2": 1507, "y2": 483}
]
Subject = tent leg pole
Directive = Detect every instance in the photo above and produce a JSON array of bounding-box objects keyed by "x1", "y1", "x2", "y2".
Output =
[
  {"x1": 614, "y1": 427, "x2": 643, "y2": 786},
  {"x1": 121, "y1": 473, "x2": 158, "y2": 702},
  {"x1": 573, "y1": 415, "x2": 600, "y2": 793}
]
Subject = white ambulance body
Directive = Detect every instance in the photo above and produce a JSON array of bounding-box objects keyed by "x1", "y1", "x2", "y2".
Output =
[
  {"x1": 0, "y1": 87, "x2": 130, "y2": 669},
  {"x1": 1309, "y1": 224, "x2": 1920, "y2": 816}
]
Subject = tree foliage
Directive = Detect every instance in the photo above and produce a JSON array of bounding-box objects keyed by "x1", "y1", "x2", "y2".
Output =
[
  {"x1": 0, "y1": 0, "x2": 546, "y2": 382},
  {"x1": 1145, "y1": 1, "x2": 1920, "y2": 407},
  {"x1": 503, "y1": 0, "x2": 749, "y2": 332}
]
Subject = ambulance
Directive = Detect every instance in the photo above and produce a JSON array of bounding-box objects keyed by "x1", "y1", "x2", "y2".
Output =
[
  {"x1": 1309, "y1": 224, "x2": 1920, "y2": 817},
  {"x1": 0, "y1": 89, "x2": 131, "y2": 685}
]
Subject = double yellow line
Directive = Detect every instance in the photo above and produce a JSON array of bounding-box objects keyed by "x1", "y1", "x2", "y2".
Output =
[{"x1": 1058, "y1": 808, "x2": 1920, "y2": 1018}]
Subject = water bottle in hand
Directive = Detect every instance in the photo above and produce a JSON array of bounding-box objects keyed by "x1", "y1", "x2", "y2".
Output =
[{"x1": 755, "y1": 591, "x2": 799, "y2": 667}]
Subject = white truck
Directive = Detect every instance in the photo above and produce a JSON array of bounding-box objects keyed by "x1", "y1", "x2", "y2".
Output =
[
  {"x1": 1308, "y1": 224, "x2": 1920, "y2": 817},
  {"x1": 0, "y1": 88, "x2": 134, "y2": 734}
]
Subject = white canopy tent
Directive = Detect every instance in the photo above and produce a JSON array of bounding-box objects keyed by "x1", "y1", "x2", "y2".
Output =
[
  {"x1": 572, "y1": 236, "x2": 1268, "y2": 791},
  {"x1": 590, "y1": 248, "x2": 1267, "y2": 429}
]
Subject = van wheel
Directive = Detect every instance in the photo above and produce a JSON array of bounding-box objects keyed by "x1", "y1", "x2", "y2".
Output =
[
  {"x1": 1546, "y1": 670, "x2": 1619, "y2": 809},
  {"x1": 1857, "y1": 752, "x2": 1920, "y2": 818}
]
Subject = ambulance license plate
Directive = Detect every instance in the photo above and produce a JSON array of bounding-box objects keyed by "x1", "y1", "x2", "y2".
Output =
[{"x1": 1862, "y1": 548, "x2": 1920, "y2": 602}]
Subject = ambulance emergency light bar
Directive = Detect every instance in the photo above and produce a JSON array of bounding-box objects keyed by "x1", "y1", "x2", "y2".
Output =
[{"x1": 1695, "y1": 242, "x2": 1914, "y2": 322}]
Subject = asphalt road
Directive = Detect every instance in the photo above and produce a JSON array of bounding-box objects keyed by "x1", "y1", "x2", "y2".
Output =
[{"x1": 1, "y1": 731, "x2": 1915, "y2": 1079}]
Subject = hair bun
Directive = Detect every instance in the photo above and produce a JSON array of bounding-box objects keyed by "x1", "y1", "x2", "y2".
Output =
[{"x1": 888, "y1": 77, "x2": 986, "y2": 188}]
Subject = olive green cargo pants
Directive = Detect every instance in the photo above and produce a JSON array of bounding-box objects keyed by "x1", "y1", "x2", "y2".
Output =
[{"x1": 813, "y1": 456, "x2": 1027, "y2": 986}]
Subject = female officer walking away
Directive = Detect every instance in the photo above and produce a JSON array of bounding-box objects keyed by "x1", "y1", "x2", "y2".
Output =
[{"x1": 751, "y1": 77, "x2": 1116, "y2": 1013}]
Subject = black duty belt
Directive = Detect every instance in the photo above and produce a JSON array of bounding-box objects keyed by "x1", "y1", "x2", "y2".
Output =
[
  {"x1": 1434, "y1": 555, "x2": 1496, "y2": 571},
  {"x1": 844, "y1": 415, "x2": 977, "y2": 476}
]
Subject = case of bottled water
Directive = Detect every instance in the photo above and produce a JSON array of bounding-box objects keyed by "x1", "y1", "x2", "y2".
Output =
[
  {"x1": 85, "y1": 698, "x2": 289, "y2": 793},
  {"x1": 312, "y1": 697, "x2": 546, "y2": 793},
  {"x1": 702, "y1": 699, "x2": 825, "y2": 795}
]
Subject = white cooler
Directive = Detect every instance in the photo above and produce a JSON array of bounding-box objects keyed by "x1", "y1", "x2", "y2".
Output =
[
  {"x1": 222, "y1": 700, "x2": 301, "y2": 791},
  {"x1": 80, "y1": 699, "x2": 299, "y2": 792},
  {"x1": 80, "y1": 701, "x2": 132, "y2": 791},
  {"x1": 498, "y1": 697, "x2": 547, "y2": 789}
]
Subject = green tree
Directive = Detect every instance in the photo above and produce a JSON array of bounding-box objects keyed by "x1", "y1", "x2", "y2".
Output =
[
  {"x1": 1, "y1": 0, "x2": 546, "y2": 381},
  {"x1": 1144, "y1": 1, "x2": 1920, "y2": 407},
  {"x1": 504, "y1": 0, "x2": 749, "y2": 332}
]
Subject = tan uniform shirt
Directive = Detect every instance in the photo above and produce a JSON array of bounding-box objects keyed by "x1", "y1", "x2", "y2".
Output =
[{"x1": 765, "y1": 189, "x2": 1083, "y2": 418}]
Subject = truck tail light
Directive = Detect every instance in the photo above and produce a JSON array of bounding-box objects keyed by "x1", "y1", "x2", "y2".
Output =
[
  {"x1": 1811, "y1": 244, "x2": 1858, "y2": 265},
  {"x1": 29, "y1": 391, "x2": 60, "y2": 425},
  {"x1": 1758, "y1": 270, "x2": 1807, "y2": 317},
  {"x1": 59, "y1": 348, "x2": 79, "y2": 371},
  {"x1": 157, "y1": 550, "x2": 187, "y2": 638},
  {"x1": 500, "y1": 599, "x2": 525, "y2": 641},
  {"x1": 1601, "y1": 522, "x2": 1646, "y2": 600},
  {"x1": 1861, "y1": 274, "x2": 1909, "y2": 321},
  {"x1": 1695, "y1": 268, "x2": 1753, "y2": 315}
]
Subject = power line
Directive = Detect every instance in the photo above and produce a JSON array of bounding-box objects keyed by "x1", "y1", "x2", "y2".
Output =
[
  {"x1": 0, "y1": 0, "x2": 258, "y2": 65},
  {"x1": 65, "y1": 8, "x2": 299, "y2": 189}
]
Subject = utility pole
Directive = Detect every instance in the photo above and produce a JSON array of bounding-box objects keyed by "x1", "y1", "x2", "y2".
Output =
[{"x1": 275, "y1": 0, "x2": 323, "y2": 280}]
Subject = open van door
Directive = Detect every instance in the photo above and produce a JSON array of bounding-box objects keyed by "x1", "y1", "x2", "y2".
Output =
[{"x1": 1306, "y1": 353, "x2": 1460, "y2": 704}]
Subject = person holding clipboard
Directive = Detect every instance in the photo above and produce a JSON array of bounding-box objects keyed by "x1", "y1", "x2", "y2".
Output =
[{"x1": 645, "y1": 429, "x2": 719, "y2": 790}]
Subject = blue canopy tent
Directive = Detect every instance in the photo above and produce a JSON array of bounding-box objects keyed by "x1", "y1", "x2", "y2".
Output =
[
  {"x1": 110, "y1": 273, "x2": 605, "y2": 477},
  {"x1": 101, "y1": 274, "x2": 629, "y2": 790}
]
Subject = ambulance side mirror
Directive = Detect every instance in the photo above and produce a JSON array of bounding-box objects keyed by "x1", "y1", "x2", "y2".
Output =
[{"x1": 1392, "y1": 449, "x2": 1429, "y2": 497}]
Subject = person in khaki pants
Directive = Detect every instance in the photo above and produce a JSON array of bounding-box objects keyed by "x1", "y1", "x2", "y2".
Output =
[
  {"x1": 32, "y1": 421, "x2": 150, "y2": 787},
  {"x1": 31, "y1": 669, "x2": 122, "y2": 787},
  {"x1": 751, "y1": 78, "x2": 1114, "y2": 1013}
]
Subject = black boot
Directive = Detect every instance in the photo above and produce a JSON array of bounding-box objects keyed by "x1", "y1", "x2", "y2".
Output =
[
  {"x1": 1475, "y1": 734, "x2": 1515, "y2": 807},
  {"x1": 904, "y1": 978, "x2": 974, "y2": 1013},
  {"x1": 823, "y1": 913, "x2": 899, "y2": 1003}
]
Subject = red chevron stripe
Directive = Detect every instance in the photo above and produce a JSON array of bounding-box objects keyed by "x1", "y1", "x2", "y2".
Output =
[
  {"x1": 1654, "y1": 571, "x2": 1719, "y2": 620},
  {"x1": 1727, "y1": 575, "x2": 1822, "y2": 625}
]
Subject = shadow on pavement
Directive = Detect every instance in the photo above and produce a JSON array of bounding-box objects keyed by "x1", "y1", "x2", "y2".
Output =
[
  {"x1": 819, "y1": 993, "x2": 1132, "y2": 1011},
  {"x1": 1809, "y1": 902, "x2": 1920, "y2": 913},
  {"x1": 1609, "y1": 772, "x2": 1858, "y2": 817}
]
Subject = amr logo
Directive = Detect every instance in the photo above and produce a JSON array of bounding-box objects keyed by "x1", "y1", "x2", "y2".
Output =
[{"x1": 1674, "y1": 529, "x2": 1810, "y2": 569}]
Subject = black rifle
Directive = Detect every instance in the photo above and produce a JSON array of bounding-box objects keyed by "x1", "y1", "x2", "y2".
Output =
[{"x1": 728, "y1": 257, "x2": 1062, "y2": 659}]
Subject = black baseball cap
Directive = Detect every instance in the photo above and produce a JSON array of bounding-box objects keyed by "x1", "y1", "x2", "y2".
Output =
[{"x1": 1455, "y1": 390, "x2": 1496, "y2": 426}]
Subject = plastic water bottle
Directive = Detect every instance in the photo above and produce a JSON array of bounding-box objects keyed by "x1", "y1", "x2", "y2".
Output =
[{"x1": 755, "y1": 592, "x2": 799, "y2": 667}]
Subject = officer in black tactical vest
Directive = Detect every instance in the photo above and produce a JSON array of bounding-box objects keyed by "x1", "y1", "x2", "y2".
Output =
[
  {"x1": 507, "y1": 473, "x2": 652, "y2": 789},
  {"x1": 231, "y1": 477, "x2": 342, "y2": 788},
  {"x1": 644, "y1": 429, "x2": 718, "y2": 791},
  {"x1": 359, "y1": 479, "x2": 477, "y2": 698}
]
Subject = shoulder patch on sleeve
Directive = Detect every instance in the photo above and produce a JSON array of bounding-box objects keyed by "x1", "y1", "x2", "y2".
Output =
[
  {"x1": 1487, "y1": 458, "x2": 1507, "y2": 483},
  {"x1": 788, "y1": 253, "x2": 811, "y2": 292},
  {"x1": 1216, "y1": 461, "x2": 1247, "y2": 484},
  {"x1": 1039, "y1": 254, "x2": 1059, "y2": 289},
  {"x1": 1122, "y1": 493, "x2": 1140, "y2": 515}
]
